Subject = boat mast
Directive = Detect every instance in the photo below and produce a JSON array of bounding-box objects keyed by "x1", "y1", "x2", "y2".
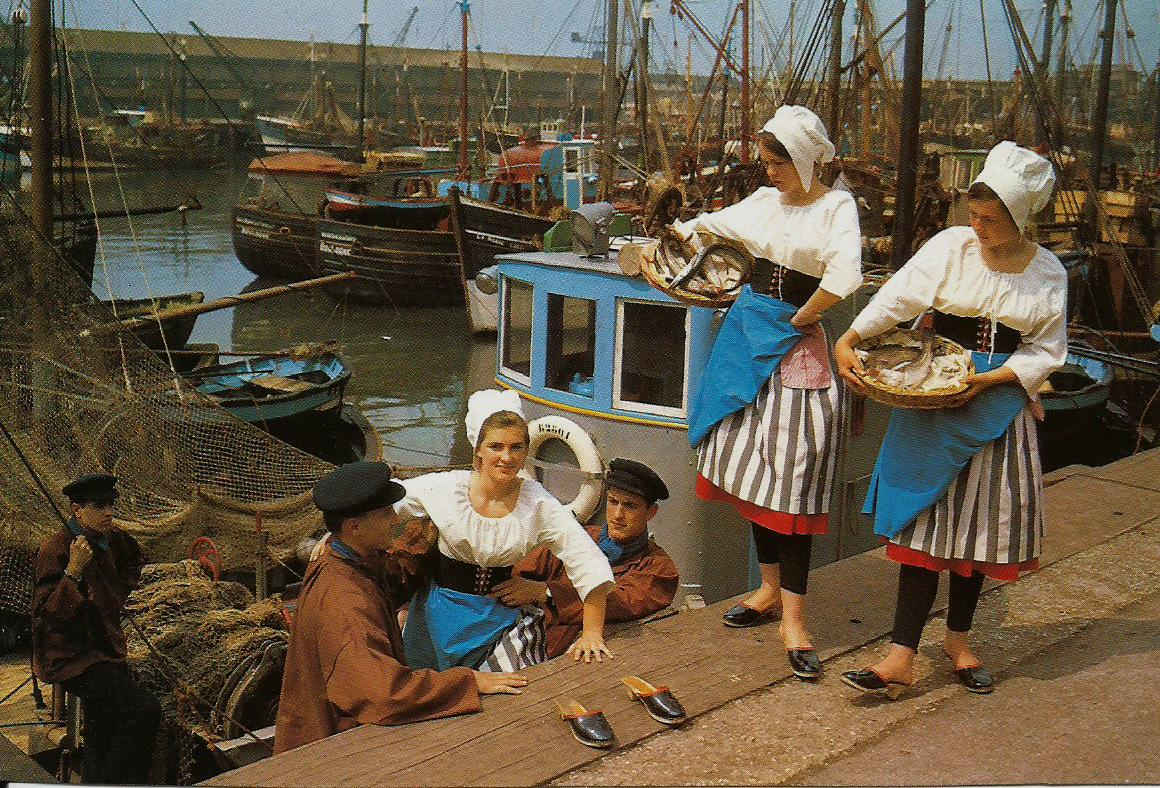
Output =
[
  {"x1": 600, "y1": 0, "x2": 619, "y2": 198},
  {"x1": 638, "y1": 0, "x2": 652, "y2": 171},
  {"x1": 1040, "y1": 0, "x2": 1055, "y2": 71},
  {"x1": 1054, "y1": 0, "x2": 1070, "y2": 144},
  {"x1": 458, "y1": 1, "x2": 470, "y2": 182},
  {"x1": 740, "y1": 0, "x2": 749, "y2": 163},
  {"x1": 358, "y1": 0, "x2": 368, "y2": 160},
  {"x1": 889, "y1": 0, "x2": 925, "y2": 267},
  {"x1": 1086, "y1": 0, "x2": 1116, "y2": 219},
  {"x1": 28, "y1": 0, "x2": 52, "y2": 256},
  {"x1": 1152, "y1": 62, "x2": 1160, "y2": 172},
  {"x1": 827, "y1": 0, "x2": 845, "y2": 141}
]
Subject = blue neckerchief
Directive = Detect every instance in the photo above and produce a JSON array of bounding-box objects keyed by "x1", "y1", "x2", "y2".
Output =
[
  {"x1": 328, "y1": 536, "x2": 363, "y2": 565},
  {"x1": 66, "y1": 517, "x2": 109, "y2": 552},
  {"x1": 597, "y1": 523, "x2": 650, "y2": 564}
]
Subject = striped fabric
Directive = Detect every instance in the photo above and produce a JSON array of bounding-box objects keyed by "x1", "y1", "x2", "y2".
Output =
[
  {"x1": 696, "y1": 353, "x2": 846, "y2": 516},
  {"x1": 890, "y1": 407, "x2": 1044, "y2": 565},
  {"x1": 477, "y1": 606, "x2": 548, "y2": 672}
]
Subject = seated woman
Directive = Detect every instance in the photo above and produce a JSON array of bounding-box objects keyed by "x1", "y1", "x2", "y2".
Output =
[{"x1": 396, "y1": 389, "x2": 615, "y2": 672}]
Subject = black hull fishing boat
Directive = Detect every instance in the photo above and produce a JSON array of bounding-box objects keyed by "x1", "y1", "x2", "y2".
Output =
[
  {"x1": 231, "y1": 204, "x2": 320, "y2": 281},
  {"x1": 316, "y1": 216, "x2": 462, "y2": 306}
]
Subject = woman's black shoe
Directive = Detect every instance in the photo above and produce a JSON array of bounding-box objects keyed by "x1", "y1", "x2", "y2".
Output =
[
  {"x1": 722, "y1": 603, "x2": 778, "y2": 628},
  {"x1": 840, "y1": 668, "x2": 910, "y2": 700},
  {"x1": 954, "y1": 665, "x2": 994, "y2": 694},
  {"x1": 557, "y1": 699, "x2": 615, "y2": 748},
  {"x1": 623, "y1": 676, "x2": 687, "y2": 725},
  {"x1": 787, "y1": 648, "x2": 822, "y2": 680}
]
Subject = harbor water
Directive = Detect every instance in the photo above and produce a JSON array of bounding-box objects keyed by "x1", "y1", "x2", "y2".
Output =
[{"x1": 74, "y1": 168, "x2": 493, "y2": 470}]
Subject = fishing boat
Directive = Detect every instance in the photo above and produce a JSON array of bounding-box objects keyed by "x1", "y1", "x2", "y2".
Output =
[
  {"x1": 183, "y1": 351, "x2": 350, "y2": 426},
  {"x1": 448, "y1": 132, "x2": 603, "y2": 332},
  {"x1": 1037, "y1": 351, "x2": 1115, "y2": 470},
  {"x1": 98, "y1": 291, "x2": 206, "y2": 353},
  {"x1": 316, "y1": 215, "x2": 462, "y2": 305},
  {"x1": 230, "y1": 152, "x2": 358, "y2": 281},
  {"x1": 447, "y1": 188, "x2": 556, "y2": 333}
]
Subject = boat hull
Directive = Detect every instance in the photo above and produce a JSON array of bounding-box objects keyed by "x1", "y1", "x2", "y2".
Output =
[
  {"x1": 448, "y1": 190, "x2": 555, "y2": 333},
  {"x1": 231, "y1": 205, "x2": 320, "y2": 281},
  {"x1": 316, "y1": 219, "x2": 462, "y2": 306}
]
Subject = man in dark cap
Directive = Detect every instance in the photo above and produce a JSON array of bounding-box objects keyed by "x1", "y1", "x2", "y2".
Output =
[
  {"x1": 504, "y1": 458, "x2": 679, "y2": 658},
  {"x1": 275, "y1": 461, "x2": 528, "y2": 754},
  {"x1": 32, "y1": 473, "x2": 160, "y2": 784}
]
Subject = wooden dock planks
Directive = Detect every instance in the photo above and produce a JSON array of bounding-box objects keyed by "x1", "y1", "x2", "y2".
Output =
[{"x1": 204, "y1": 449, "x2": 1160, "y2": 787}]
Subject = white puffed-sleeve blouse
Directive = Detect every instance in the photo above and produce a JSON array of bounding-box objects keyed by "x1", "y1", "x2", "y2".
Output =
[
  {"x1": 672, "y1": 187, "x2": 863, "y2": 299},
  {"x1": 394, "y1": 470, "x2": 614, "y2": 601},
  {"x1": 849, "y1": 226, "x2": 1068, "y2": 395}
]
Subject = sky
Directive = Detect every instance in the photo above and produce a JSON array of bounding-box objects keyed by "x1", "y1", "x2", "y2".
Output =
[{"x1": 63, "y1": 0, "x2": 1160, "y2": 83}]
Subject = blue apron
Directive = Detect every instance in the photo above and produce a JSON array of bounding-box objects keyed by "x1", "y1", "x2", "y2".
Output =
[
  {"x1": 863, "y1": 352, "x2": 1028, "y2": 539},
  {"x1": 688, "y1": 285, "x2": 803, "y2": 447},
  {"x1": 403, "y1": 583, "x2": 519, "y2": 671}
]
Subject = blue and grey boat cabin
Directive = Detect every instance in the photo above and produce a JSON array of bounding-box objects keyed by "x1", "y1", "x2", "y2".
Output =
[{"x1": 493, "y1": 246, "x2": 888, "y2": 604}]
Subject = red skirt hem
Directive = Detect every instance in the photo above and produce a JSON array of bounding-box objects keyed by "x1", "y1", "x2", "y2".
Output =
[
  {"x1": 883, "y1": 542, "x2": 1039, "y2": 581},
  {"x1": 696, "y1": 475, "x2": 829, "y2": 535}
]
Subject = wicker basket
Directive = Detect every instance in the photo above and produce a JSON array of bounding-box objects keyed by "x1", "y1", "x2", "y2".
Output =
[
  {"x1": 638, "y1": 228, "x2": 754, "y2": 308},
  {"x1": 855, "y1": 331, "x2": 975, "y2": 410}
]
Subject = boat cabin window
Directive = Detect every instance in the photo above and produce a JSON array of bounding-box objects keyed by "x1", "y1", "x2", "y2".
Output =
[
  {"x1": 501, "y1": 278, "x2": 533, "y2": 382},
  {"x1": 564, "y1": 148, "x2": 580, "y2": 174},
  {"x1": 614, "y1": 300, "x2": 688, "y2": 416},
  {"x1": 545, "y1": 294, "x2": 596, "y2": 397}
]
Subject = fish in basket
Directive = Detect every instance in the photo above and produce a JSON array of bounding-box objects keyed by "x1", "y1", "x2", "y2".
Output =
[
  {"x1": 631, "y1": 227, "x2": 754, "y2": 308},
  {"x1": 854, "y1": 328, "x2": 975, "y2": 409}
]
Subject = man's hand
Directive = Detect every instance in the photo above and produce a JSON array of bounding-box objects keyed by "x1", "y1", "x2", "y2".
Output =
[
  {"x1": 568, "y1": 631, "x2": 613, "y2": 664},
  {"x1": 473, "y1": 670, "x2": 529, "y2": 695},
  {"x1": 489, "y1": 577, "x2": 548, "y2": 608},
  {"x1": 66, "y1": 537, "x2": 92, "y2": 578}
]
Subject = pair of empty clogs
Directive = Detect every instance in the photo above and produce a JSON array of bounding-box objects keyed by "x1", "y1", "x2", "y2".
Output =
[{"x1": 557, "y1": 676, "x2": 687, "y2": 749}]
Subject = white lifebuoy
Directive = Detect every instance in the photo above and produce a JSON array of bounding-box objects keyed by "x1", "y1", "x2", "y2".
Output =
[{"x1": 526, "y1": 415, "x2": 604, "y2": 523}]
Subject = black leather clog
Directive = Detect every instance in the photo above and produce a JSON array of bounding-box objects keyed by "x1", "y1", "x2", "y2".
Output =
[
  {"x1": 839, "y1": 668, "x2": 910, "y2": 699},
  {"x1": 557, "y1": 699, "x2": 615, "y2": 748},
  {"x1": 954, "y1": 665, "x2": 995, "y2": 694},
  {"x1": 787, "y1": 648, "x2": 822, "y2": 680},
  {"x1": 722, "y1": 603, "x2": 779, "y2": 628},
  {"x1": 623, "y1": 676, "x2": 687, "y2": 725}
]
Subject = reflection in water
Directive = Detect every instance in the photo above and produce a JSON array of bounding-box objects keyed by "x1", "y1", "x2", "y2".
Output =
[{"x1": 77, "y1": 169, "x2": 497, "y2": 469}]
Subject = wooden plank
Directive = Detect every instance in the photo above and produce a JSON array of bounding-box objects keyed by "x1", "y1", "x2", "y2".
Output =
[
  {"x1": 0, "y1": 732, "x2": 58, "y2": 783},
  {"x1": 1084, "y1": 448, "x2": 1160, "y2": 492},
  {"x1": 205, "y1": 464, "x2": 1160, "y2": 787}
]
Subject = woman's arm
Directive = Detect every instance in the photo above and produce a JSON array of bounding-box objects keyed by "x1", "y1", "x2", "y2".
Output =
[
  {"x1": 672, "y1": 189, "x2": 769, "y2": 247},
  {"x1": 791, "y1": 287, "x2": 842, "y2": 326}
]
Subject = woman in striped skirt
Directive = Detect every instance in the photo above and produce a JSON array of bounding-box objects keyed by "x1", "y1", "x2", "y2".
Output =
[
  {"x1": 834, "y1": 141, "x2": 1066, "y2": 696},
  {"x1": 675, "y1": 106, "x2": 862, "y2": 679}
]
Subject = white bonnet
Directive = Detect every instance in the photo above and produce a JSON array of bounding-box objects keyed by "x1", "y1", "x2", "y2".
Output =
[
  {"x1": 465, "y1": 388, "x2": 525, "y2": 447},
  {"x1": 760, "y1": 105, "x2": 835, "y2": 192},
  {"x1": 970, "y1": 140, "x2": 1056, "y2": 232}
]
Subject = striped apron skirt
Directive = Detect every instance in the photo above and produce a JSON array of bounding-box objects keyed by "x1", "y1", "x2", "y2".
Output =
[
  {"x1": 696, "y1": 340, "x2": 846, "y2": 526},
  {"x1": 476, "y1": 606, "x2": 548, "y2": 672},
  {"x1": 885, "y1": 406, "x2": 1044, "y2": 580}
]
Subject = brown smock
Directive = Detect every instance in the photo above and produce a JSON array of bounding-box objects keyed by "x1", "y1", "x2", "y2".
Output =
[
  {"x1": 32, "y1": 522, "x2": 143, "y2": 683},
  {"x1": 274, "y1": 544, "x2": 481, "y2": 754}
]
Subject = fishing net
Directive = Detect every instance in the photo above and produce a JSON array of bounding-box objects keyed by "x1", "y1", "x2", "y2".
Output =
[
  {"x1": 124, "y1": 560, "x2": 289, "y2": 783},
  {"x1": 0, "y1": 207, "x2": 336, "y2": 626}
]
